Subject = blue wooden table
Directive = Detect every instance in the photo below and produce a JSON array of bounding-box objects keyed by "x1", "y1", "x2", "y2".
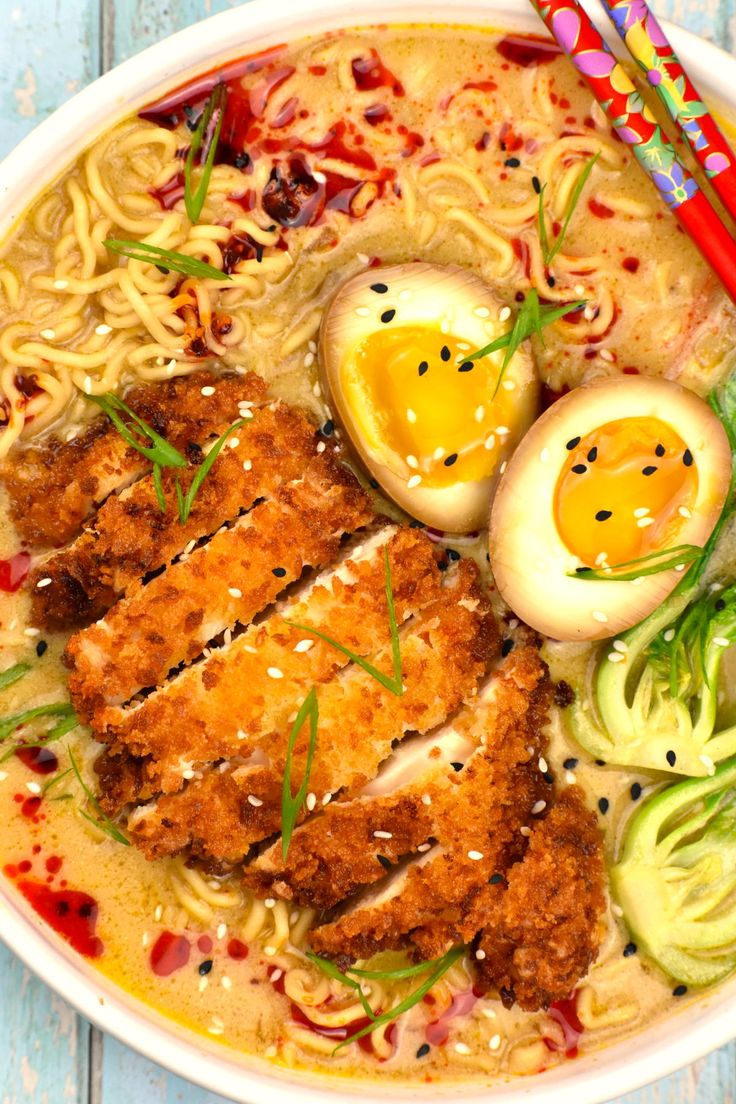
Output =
[{"x1": 1, "y1": 1, "x2": 735, "y2": 1101}]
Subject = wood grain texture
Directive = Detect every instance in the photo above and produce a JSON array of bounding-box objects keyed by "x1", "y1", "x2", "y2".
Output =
[{"x1": 1, "y1": 0, "x2": 736, "y2": 1101}]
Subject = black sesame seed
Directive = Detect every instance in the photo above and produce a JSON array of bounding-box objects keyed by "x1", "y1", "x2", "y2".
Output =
[
  {"x1": 623, "y1": 942, "x2": 637, "y2": 958},
  {"x1": 642, "y1": 465, "x2": 657, "y2": 476},
  {"x1": 444, "y1": 453, "x2": 458, "y2": 467},
  {"x1": 380, "y1": 309, "x2": 396, "y2": 324},
  {"x1": 501, "y1": 638, "x2": 514, "y2": 657},
  {"x1": 446, "y1": 548, "x2": 461, "y2": 562},
  {"x1": 35, "y1": 640, "x2": 48, "y2": 657},
  {"x1": 416, "y1": 1043, "x2": 431, "y2": 1058},
  {"x1": 566, "y1": 436, "x2": 581, "y2": 450},
  {"x1": 409, "y1": 518, "x2": 424, "y2": 529},
  {"x1": 199, "y1": 959, "x2": 213, "y2": 976},
  {"x1": 272, "y1": 567, "x2": 287, "y2": 578},
  {"x1": 683, "y1": 448, "x2": 693, "y2": 467},
  {"x1": 587, "y1": 446, "x2": 598, "y2": 462},
  {"x1": 440, "y1": 345, "x2": 451, "y2": 362},
  {"x1": 489, "y1": 873, "x2": 504, "y2": 885},
  {"x1": 458, "y1": 361, "x2": 474, "y2": 372},
  {"x1": 370, "y1": 282, "x2": 389, "y2": 294},
  {"x1": 572, "y1": 463, "x2": 587, "y2": 474},
  {"x1": 595, "y1": 510, "x2": 613, "y2": 522},
  {"x1": 377, "y1": 854, "x2": 392, "y2": 870},
  {"x1": 451, "y1": 761, "x2": 464, "y2": 772},
  {"x1": 543, "y1": 771, "x2": 554, "y2": 784},
  {"x1": 369, "y1": 479, "x2": 379, "y2": 489},
  {"x1": 655, "y1": 443, "x2": 666, "y2": 457},
  {"x1": 715, "y1": 598, "x2": 726, "y2": 612},
  {"x1": 547, "y1": 276, "x2": 556, "y2": 288},
  {"x1": 666, "y1": 749, "x2": 677, "y2": 767},
  {"x1": 630, "y1": 782, "x2": 642, "y2": 801},
  {"x1": 234, "y1": 152, "x2": 251, "y2": 169},
  {"x1": 598, "y1": 797, "x2": 610, "y2": 815},
  {"x1": 504, "y1": 157, "x2": 521, "y2": 168},
  {"x1": 418, "y1": 360, "x2": 429, "y2": 376},
  {"x1": 563, "y1": 757, "x2": 578, "y2": 770},
  {"x1": 673, "y1": 984, "x2": 688, "y2": 997},
  {"x1": 595, "y1": 759, "x2": 606, "y2": 766},
  {"x1": 322, "y1": 419, "x2": 334, "y2": 436},
  {"x1": 532, "y1": 175, "x2": 541, "y2": 194}
]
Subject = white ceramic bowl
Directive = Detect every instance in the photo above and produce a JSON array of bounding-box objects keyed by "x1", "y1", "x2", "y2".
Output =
[{"x1": 1, "y1": 2, "x2": 734, "y2": 1100}]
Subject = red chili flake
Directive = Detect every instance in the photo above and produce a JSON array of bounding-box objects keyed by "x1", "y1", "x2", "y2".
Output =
[
  {"x1": 227, "y1": 938, "x2": 249, "y2": 960},
  {"x1": 622, "y1": 256, "x2": 640, "y2": 274},
  {"x1": 0, "y1": 551, "x2": 31, "y2": 593},
  {"x1": 308, "y1": 65, "x2": 327, "y2": 76},
  {"x1": 364, "y1": 103, "x2": 392, "y2": 127},
  {"x1": 622, "y1": 365, "x2": 640, "y2": 375},
  {"x1": 17, "y1": 880, "x2": 104, "y2": 958},
  {"x1": 351, "y1": 49, "x2": 404, "y2": 96},
  {"x1": 588, "y1": 198, "x2": 615, "y2": 219},
  {"x1": 150, "y1": 931, "x2": 191, "y2": 976}
]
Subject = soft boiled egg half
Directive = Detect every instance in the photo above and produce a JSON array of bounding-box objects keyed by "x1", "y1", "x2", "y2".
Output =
[
  {"x1": 490, "y1": 376, "x2": 731, "y2": 641},
  {"x1": 319, "y1": 263, "x2": 538, "y2": 532}
]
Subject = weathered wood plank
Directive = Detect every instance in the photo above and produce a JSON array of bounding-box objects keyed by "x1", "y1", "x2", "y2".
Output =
[
  {"x1": 98, "y1": 1037, "x2": 233, "y2": 1104},
  {"x1": 0, "y1": 942, "x2": 90, "y2": 1104}
]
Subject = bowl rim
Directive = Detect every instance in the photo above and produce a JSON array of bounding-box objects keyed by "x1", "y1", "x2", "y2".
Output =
[{"x1": 1, "y1": 1, "x2": 735, "y2": 1101}]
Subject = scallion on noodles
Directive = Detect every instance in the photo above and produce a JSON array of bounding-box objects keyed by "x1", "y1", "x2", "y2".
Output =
[{"x1": 103, "y1": 239, "x2": 231, "y2": 281}]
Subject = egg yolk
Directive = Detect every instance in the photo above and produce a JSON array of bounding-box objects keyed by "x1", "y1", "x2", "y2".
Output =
[
  {"x1": 554, "y1": 417, "x2": 698, "y2": 569},
  {"x1": 343, "y1": 326, "x2": 519, "y2": 488}
]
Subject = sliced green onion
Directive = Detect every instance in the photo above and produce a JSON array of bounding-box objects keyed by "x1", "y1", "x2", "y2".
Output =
[
  {"x1": 281, "y1": 687, "x2": 319, "y2": 861},
  {"x1": 305, "y1": 953, "x2": 377, "y2": 1020},
  {"x1": 68, "y1": 747, "x2": 130, "y2": 846},
  {"x1": 540, "y1": 152, "x2": 600, "y2": 266},
  {"x1": 85, "y1": 392, "x2": 187, "y2": 469},
  {"x1": 41, "y1": 767, "x2": 73, "y2": 796},
  {"x1": 185, "y1": 82, "x2": 227, "y2": 224},
  {"x1": 152, "y1": 463, "x2": 167, "y2": 513},
  {"x1": 286, "y1": 546, "x2": 403, "y2": 696},
  {"x1": 176, "y1": 418, "x2": 247, "y2": 524},
  {"x1": 0, "y1": 662, "x2": 30, "y2": 692},
  {"x1": 571, "y1": 543, "x2": 705, "y2": 582},
  {"x1": 104, "y1": 239, "x2": 230, "y2": 282},
  {"x1": 0, "y1": 702, "x2": 76, "y2": 744}
]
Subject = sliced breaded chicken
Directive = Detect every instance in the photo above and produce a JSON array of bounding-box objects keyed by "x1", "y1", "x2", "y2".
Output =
[
  {"x1": 96, "y1": 526, "x2": 447, "y2": 793},
  {"x1": 30, "y1": 400, "x2": 321, "y2": 628},
  {"x1": 473, "y1": 786, "x2": 606, "y2": 1011},
  {"x1": 124, "y1": 561, "x2": 497, "y2": 862},
  {"x1": 308, "y1": 646, "x2": 552, "y2": 961},
  {"x1": 3, "y1": 372, "x2": 267, "y2": 547},
  {"x1": 65, "y1": 450, "x2": 374, "y2": 723},
  {"x1": 244, "y1": 645, "x2": 548, "y2": 910}
]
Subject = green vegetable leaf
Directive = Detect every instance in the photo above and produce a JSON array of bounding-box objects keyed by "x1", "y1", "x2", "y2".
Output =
[
  {"x1": 41, "y1": 767, "x2": 73, "y2": 796},
  {"x1": 538, "y1": 153, "x2": 600, "y2": 266},
  {"x1": 281, "y1": 687, "x2": 319, "y2": 861},
  {"x1": 0, "y1": 702, "x2": 76, "y2": 744},
  {"x1": 0, "y1": 662, "x2": 30, "y2": 692},
  {"x1": 68, "y1": 747, "x2": 130, "y2": 846},
  {"x1": 104, "y1": 239, "x2": 230, "y2": 282},
  {"x1": 571, "y1": 543, "x2": 705, "y2": 582},
  {"x1": 176, "y1": 418, "x2": 247, "y2": 524},
  {"x1": 185, "y1": 82, "x2": 227, "y2": 224},
  {"x1": 286, "y1": 546, "x2": 403, "y2": 696},
  {"x1": 333, "y1": 945, "x2": 465, "y2": 1052},
  {"x1": 304, "y1": 953, "x2": 378, "y2": 1020},
  {"x1": 85, "y1": 391, "x2": 187, "y2": 469},
  {"x1": 152, "y1": 463, "x2": 167, "y2": 513}
]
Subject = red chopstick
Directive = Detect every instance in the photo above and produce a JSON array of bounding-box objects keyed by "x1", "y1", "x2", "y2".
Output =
[
  {"x1": 530, "y1": 0, "x2": 736, "y2": 304},
  {"x1": 600, "y1": 0, "x2": 736, "y2": 224}
]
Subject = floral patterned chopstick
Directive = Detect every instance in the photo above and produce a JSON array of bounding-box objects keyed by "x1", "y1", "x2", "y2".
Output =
[
  {"x1": 600, "y1": 0, "x2": 736, "y2": 224},
  {"x1": 530, "y1": 0, "x2": 736, "y2": 304}
]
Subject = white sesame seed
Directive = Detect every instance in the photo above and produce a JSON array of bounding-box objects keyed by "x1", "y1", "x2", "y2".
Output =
[
  {"x1": 95, "y1": 323, "x2": 112, "y2": 335},
  {"x1": 182, "y1": 769, "x2": 195, "y2": 779},
  {"x1": 312, "y1": 381, "x2": 321, "y2": 397},
  {"x1": 83, "y1": 377, "x2": 93, "y2": 395},
  {"x1": 407, "y1": 474, "x2": 422, "y2": 489},
  {"x1": 475, "y1": 949, "x2": 487, "y2": 960},
  {"x1": 455, "y1": 1043, "x2": 471, "y2": 1056},
  {"x1": 247, "y1": 794, "x2": 263, "y2": 807},
  {"x1": 208, "y1": 1022, "x2": 224, "y2": 1036},
  {"x1": 574, "y1": 283, "x2": 585, "y2": 297},
  {"x1": 538, "y1": 757, "x2": 548, "y2": 773},
  {"x1": 322, "y1": 792, "x2": 332, "y2": 806},
  {"x1": 608, "y1": 652, "x2": 625, "y2": 663},
  {"x1": 264, "y1": 946, "x2": 277, "y2": 956},
  {"x1": 583, "y1": 304, "x2": 596, "y2": 321},
  {"x1": 355, "y1": 306, "x2": 371, "y2": 317},
  {"x1": 714, "y1": 636, "x2": 730, "y2": 647},
  {"x1": 264, "y1": 898, "x2": 276, "y2": 909},
  {"x1": 520, "y1": 826, "x2": 532, "y2": 837},
  {"x1": 270, "y1": 969, "x2": 283, "y2": 983},
  {"x1": 699, "y1": 754, "x2": 716, "y2": 776},
  {"x1": 612, "y1": 639, "x2": 628, "y2": 653},
  {"x1": 154, "y1": 905, "x2": 163, "y2": 922},
  {"x1": 433, "y1": 446, "x2": 445, "y2": 461},
  {"x1": 228, "y1": 437, "x2": 240, "y2": 449},
  {"x1": 498, "y1": 305, "x2": 512, "y2": 322},
  {"x1": 500, "y1": 461, "x2": 507, "y2": 474},
  {"x1": 539, "y1": 447, "x2": 550, "y2": 464},
  {"x1": 496, "y1": 425, "x2": 510, "y2": 436},
  {"x1": 264, "y1": 1045, "x2": 278, "y2": 1059},
  {"x1": 663, "y1": 628, "x2": 676, "y2": 642},
  {"x1": 406, "y1": 454, "x2": 419, "y2": 469},
  {"x1": 531, "y1": 800, "x2": 546, "y2": 815},
  {"x1": 294, "y1": 639, "x2": 314, "y2": 653},
  {"x1": 489, "y1": 1034, "x2": 502, "y2": 1051},
  {"x1": 421, "y1": 794, "x2": 432, "y2": 805},
  {"x1": 592, "y1": 610, "x2": 609, "y2": 623},
  {"x1": 357, "y1": 253, "x2": 370, "y2": 265},
  {"x1": 165, "y1": 359, "x2": 177, "y2": 376},
  {"x1": 201, "y1": 385, "x2": 216, "y2": 396},
  {"x1": 304, "y1": 352, "x2": 315, "y2": 369},
  {"x1": 267, "y1": 667, "x2": 284, "y2": 679},
  {"x1": 35, "y1": 577, "x2": 52, "y2": 589},
  {"x1": 306, "y1": 792, "x2": 317, "y2": 811},
  {"x1": 406, "y1": 408, "x2": 417, "y2": 424},
  {"x1": 23, "y1": 627, "x2": 40, "y2": 637},
  {"x1": 474, "y1": 405, "x2": 485, "y2": 423},
  {"x1": 26, "y1": 781, "x2": 41, "y2": 795},
  {"x1": 600, "y1": 348, "x2": 614, "y2": 363},
  {"x1": 467, "y1": 850, "x2": 484, "y2": 861},
  {"x1": 316, "y1": 441, "x2": 326, "y2": 453},
  {"x1": 221, "y1": 976, "x2": 232, "y2": 991},
  {"x1": 481, "y1": 1008, "x2": 497, "y2": 1019},
  {"x1": 0, "y1": 772, "x2": 7, "y2": 783},
  {"x1": 633, "y1": 507, "x2": 650, "y2": 518},
  {"x1": 53, "y1": 279, "x2": 69, "y2": 290},
  {"x1": 502, "y1": 379, "x2": 516, "y2": 391},
  {"x1": 474, "y1": 306, "x2": 491, "y2": 318},
  {"x1": 612, "y1": 903, "x2": 624, "y2": 917},
  {"x1": 309, "y1": 340, "x2": 317, "y2": 353},
  {"x1": 40, "y1": 328, "x2": 56, "y2": 340},
  {"x1": 678, "y1": 506, "x2": 692, "y2": 519},
  {"x1": 637, "y1": 516, "x2": 655, "y2": 528},
  {"x1": 199, "y1": 977, "x2": 209, "y2": 993},
  {"x1": 440, "y1": 319, "x2": 450, "y2": 334},
  {"x1": 374, "y1": 830, "x2": 393, "y2": 839},
  {"x1": 484, "y1": 434, "x2": 496, "y2": 451},
  {"x1": 417, "y1": 842, "x2": 432, "y2": 852},
  {"x1": 228, "y1": 587, "x2": 242, "y2": 598},
  {"x1": 565, "y1": 770, "x2": 576, "y2": 784},
  {"x1": 217, "y1": 923, "x2": 227, "y2": 939}
]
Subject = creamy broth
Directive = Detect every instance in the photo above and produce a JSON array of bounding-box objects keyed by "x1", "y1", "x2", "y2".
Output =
[{"x1": 0, "y1": 22, "x2": 734, "y2": 1086}]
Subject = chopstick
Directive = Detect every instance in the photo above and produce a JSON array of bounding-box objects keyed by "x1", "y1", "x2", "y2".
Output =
[
  {"x1": 529, "y1": 0, "x2": 736, "y2": 304},
  {"x1": 600, "y1": 0, "x2": 736, "y2": 224}
]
